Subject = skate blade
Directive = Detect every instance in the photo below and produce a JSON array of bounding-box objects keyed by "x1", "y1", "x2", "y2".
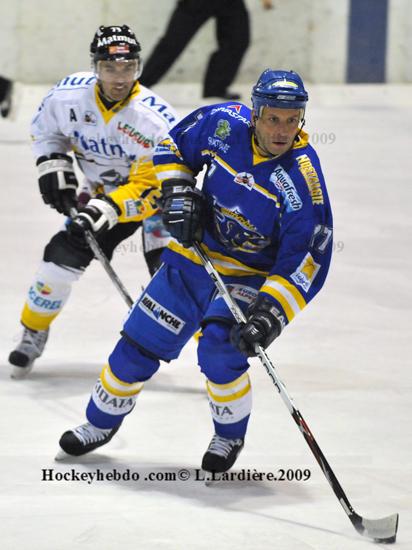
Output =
[
  {"x1": 55, "y1": 448, "x2": 72, "y2": 461},
  {"x1": 10, "y1": 364, "x2": 33, "y2": 380},
  {"x1": 203, "y1": 470, "x2": 222, "y2": 487}
]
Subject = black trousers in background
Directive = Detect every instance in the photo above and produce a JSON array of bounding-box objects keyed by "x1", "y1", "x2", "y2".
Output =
[
  {"x1": 0, "y1": 76, "x2": 12, "y2": 101},
  {"x1": 140, "y1": 0, "x2": 250, "y2": 96}
]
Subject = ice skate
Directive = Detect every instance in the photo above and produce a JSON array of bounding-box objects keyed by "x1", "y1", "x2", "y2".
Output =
[
  {"x1": 202, "y1": 434, "x2": 244, "y2": 485},
  {"x1": 8, "y1": 327, "x2": 49, "y2": 379},
  {"x1": 56, "y1": 421, "x2": 122, "y2": 459}
]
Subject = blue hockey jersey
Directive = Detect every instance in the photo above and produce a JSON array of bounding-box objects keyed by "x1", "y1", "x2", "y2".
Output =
[{"x1": 153, "y1": 103, "x2": 333, "y2": 327}]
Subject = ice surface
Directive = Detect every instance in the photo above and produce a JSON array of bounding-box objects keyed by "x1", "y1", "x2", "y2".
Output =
[{"x1": 0, "y1": 83, "x2": 410, "y2": 549}]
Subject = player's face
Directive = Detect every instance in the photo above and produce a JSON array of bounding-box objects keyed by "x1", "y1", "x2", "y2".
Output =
[
  {"x1": 97, "y1": 60, "x2": 138, "y2": 101},
  {"x1": 253, "y1": 107, "x2": 302, "y2": 157}
]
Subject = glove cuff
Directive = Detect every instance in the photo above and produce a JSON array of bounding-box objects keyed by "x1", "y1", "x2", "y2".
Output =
[{"x1": 88, "y1": 197, "x2": 119, "y2": 229}]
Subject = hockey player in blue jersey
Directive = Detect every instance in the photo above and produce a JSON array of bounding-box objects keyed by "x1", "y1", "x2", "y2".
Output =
[{"x1": 58, "y1": 69, "x2": 333, "y2": 475}]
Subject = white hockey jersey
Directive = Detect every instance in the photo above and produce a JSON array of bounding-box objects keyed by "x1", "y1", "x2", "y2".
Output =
[{"x1": 31, "y1": 72, "x2": 178, "y2": 222}]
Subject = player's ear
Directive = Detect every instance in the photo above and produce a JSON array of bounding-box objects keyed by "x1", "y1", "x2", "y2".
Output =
[{"x1": 251, "y1": 109, "x2": 258, "y2": 127}]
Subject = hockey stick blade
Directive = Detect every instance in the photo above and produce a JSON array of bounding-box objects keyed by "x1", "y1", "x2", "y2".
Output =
[{"x1": 351, "y1": 511, "x2": 399, "y2": 544}]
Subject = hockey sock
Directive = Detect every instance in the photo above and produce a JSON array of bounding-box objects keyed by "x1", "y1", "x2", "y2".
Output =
[
  {"x1": 206, "y1": 372, "x2": 252, "y2": 439},
  {"x1": 86, "y1": 363, "x2": 144, "y2": 429},
  {"x1": 21, "y1": 261, "x2": 81, "y2": 330}
]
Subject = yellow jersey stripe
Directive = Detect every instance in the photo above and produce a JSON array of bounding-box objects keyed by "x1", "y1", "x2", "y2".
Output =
[
  {"x1": 168, "y1": 240, "x2": 268, "y2": 277},
  {"x1": 202, "y1": 149, "x2": 280, "y2": 207},
  {"x1": 260, "y1": 285, "x2": 296, "y2": 322}
]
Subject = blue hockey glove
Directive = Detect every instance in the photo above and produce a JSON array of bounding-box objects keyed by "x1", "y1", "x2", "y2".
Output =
[
  {"x1": 67, "y1": 195, "x2": 120, "y2": 248},
  {"x1": 230, "y1": 295, "x2": 282, "y2": 357},
  {"x1": 161, "y1": 179, "x2": 205, "y2": 248}
]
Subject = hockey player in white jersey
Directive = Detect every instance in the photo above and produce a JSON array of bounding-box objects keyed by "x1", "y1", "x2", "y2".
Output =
[{"x1": 8, "y1": 25, "x2": 177, "y2": 378}]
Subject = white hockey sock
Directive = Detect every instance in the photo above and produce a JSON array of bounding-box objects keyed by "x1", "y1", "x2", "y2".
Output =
[
  {"x1": 206, "y1": 372, "x2": 252, "y2": 425},
  {"x1": 21, "y1": 261, "x2": 82, "y2": 330}
]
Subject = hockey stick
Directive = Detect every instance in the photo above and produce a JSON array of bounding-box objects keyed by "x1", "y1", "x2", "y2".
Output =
[
  {"x1": 69, "y1": 207, "x2": 134, "y2": 308},
  {"x1": 193, "y1": 241, "x2": 399, "y2": 543}
]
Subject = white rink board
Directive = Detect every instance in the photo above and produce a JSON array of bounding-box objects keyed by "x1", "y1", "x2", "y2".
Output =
[{"x1": 0, "y1": 84, "x2": 411, "y2": 549}]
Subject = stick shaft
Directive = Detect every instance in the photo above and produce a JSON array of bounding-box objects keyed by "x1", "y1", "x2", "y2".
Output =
[{"x1": 69, "y1": 208, "x2": 134, "y2": 308}]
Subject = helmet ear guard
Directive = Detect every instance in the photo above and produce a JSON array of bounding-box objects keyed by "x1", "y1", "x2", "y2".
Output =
[{"x1": 251, "y1": 69, "x2": 308, "y2": 115}]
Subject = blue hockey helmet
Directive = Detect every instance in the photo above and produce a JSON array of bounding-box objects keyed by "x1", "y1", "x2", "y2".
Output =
[{"x1": 251, "y1": 69, "x2": 308, "y2": 115}]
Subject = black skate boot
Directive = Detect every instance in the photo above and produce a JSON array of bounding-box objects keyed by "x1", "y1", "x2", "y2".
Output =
[
  {"x1": 202, "y1": 434, "x2": 244, "y2": 480},
  {"x1": 57, "y1": 421, "x2": 122, "y2": 458},
  {"x1": 9, "y1": 327, "x2": 49, "y2": 379}
]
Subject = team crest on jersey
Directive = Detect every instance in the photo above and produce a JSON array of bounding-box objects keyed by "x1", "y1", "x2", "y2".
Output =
[
  {"x1": 291, "y1": 252, "x2": 320, "y2": 292},
  {"x1": 213, "y1": 199, "x2": 270, "y2": 254},
  {"x1": 234, "y1": 172, "x2": 255, "y2": 190},
  {"x1": 270, "y1": 165, "x2": 302, "y2": 212},
  {"x1": 84, "y1": 111, "x2": 97, "y2": 125},
  {"x1": 214, "y1": 119, "x2": 231, "y2": 140}
]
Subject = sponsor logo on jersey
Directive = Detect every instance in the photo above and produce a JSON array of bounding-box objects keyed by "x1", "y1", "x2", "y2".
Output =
[
  {"x1": 140, "y1": 96, "x2": 176, "y2": 124},
  {"x1": 138, "y1": 293, "x2": 185, "y2": 334},
  {"x1": 296, "y1": 154, "x2": 324, "y2": 205},
  {"x1": 210, "y1": 106, "x2": 251, "y2": 127},
  {"x1": 214, "y1": 119, "x2": 231, "y2": 140},
  {"x1": 291, "y1": 252, "x2": 321, "y2": 292},
  {"x1": 117, "y1": 121, "x2": 155, "y2": 148},
  {"x1": 72, "y1": 130, "x2": 137, "y2": 161},
  {"x1": 227, "y1": 104, "x2": 242, "y2": 113},
  {"x1": 57, "y1": 75, "x2": 96, "y2": 88},
  {"x1": 226, "y1": 284, "x2": 258, "y2": 304},
  {"x1": 84, "y1": 111, "x2": 97, "y2": 125},
  {"x1": 207, "y1": 136, "x2": 230, "y2": 153},
  {"x1": 234, "y1": 172, "x2": 255, "y2": 190},
  {"x1": 270, "y1": 165, "x2": 302, "y2": 212}
]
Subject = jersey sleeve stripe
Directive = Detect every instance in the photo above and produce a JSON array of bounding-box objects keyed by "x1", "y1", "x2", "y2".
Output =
[
  {"x1": 260, "y1": 281, "x2": 306, "y2": 322},
  {"x1": 266, "y1": 274, "x2": 306, "y2": 309}
]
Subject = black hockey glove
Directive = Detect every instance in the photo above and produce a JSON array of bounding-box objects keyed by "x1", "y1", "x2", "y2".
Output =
[
  {"x1": 67, "y1": 195, "x2": 121, "y2": 248},
  {"x1": 230, "y1": 295, "x2": 282, "y2": 357},
  {"x1": 161, "y1": 179, "x2": 205, "y2": 248},
  {"x1": 37, "y1": 153, "x2": 78, "y2": 215}
]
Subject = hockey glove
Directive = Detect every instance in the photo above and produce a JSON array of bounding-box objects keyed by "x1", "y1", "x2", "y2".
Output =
[
  {"x1": 37, "y1": 153, "x2": 79, "y2": 215},
  {"x1": 67, "y1": 195, "x2": 121, "y2": 248},
  {"x1": 230, "y1": 295, "x2": 282, "y2": 357},
  {"x1": 161, "y1": 179, "x2": 205, "y2": 248}
]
